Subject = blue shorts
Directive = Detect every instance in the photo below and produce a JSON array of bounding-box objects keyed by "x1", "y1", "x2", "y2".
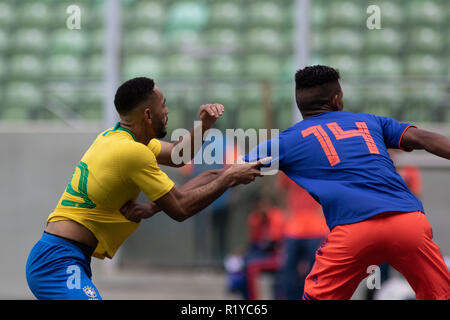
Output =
[{"x1": 26, "y1": 232, "x2": 102, "y2": 300}]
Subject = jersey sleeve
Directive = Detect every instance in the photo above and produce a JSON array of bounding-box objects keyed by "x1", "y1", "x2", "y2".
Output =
[
  {"x1": 243, "y1": 135, "x2": 284, "y2": 168},
  {"x1": 122, "y1": 144, "x2": 175, "y2": 202},
  {"x1": 375, "y1": 115, "x2": 417, "y2": 151},
  {"x1": 147, "y1": 139, "x2": 162, "y2": 157}
]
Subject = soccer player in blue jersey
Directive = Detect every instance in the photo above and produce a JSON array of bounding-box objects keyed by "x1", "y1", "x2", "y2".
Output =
[{"x1": 243, "y1": 65, "x2": 450, "y2": 300}]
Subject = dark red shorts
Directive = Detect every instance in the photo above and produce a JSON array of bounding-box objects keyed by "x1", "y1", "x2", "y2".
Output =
[{"x1": 303, "y1": 211, "x2": 450, "y2": 300}]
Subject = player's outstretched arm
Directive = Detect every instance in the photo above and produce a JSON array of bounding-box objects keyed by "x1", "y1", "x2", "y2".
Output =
[
  {"x1": 156, "y1": 104, "x2": 225, "y2": 167},
  {"x1": 178, "y1": 168, "x2": 227, "y2": 192},
  {"x1": 120, "y1": 168, "x2": 226, "y2": 223},
  {"x1": 401, "y1": 127, "x2": 450, "y2": 160},
  {"x1": 154, "y1": 158, "x2": 270, "y2": 222}
]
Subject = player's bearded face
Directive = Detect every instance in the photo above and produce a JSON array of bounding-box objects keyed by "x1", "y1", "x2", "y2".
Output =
[
  {"x1": 152, "y1": 106, "x2": 168, "y2": 139},
  {"x1": 150, "y1": 87, "x2": 168, "y2": 139},
  {"x1": 157, "y1": 114, "x2": 167, "y2": 139}
]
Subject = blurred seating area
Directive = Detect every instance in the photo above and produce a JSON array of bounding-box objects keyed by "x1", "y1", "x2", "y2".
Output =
[
  {"x1": 0, "y1": 0, "x2": 449, "y2": 126},
  {"x1": 0, "y1": 0, "x2": 106, "y2": 121},
  {"x1": 311, "y1": 0, "x2": 450, "y2": 122},
  {"x1": 121, "y1": 0, "x2": 295, "y2": 131}
]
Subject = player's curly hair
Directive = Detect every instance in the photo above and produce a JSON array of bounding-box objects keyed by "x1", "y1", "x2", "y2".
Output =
[
  {"x1": 295, "y1": 65, "x2": 340, "y2": 90},
  {"x1": 114, "y1": 77, "x2": 155, "y2": 115},
  {"x1": 294, "y1": 65, "x2": 342, "y2": 112}
]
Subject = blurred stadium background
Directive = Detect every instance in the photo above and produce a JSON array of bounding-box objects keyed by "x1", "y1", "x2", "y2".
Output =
[{"x1": 0, "y1": 0, "x2": 449, "y2": 299}]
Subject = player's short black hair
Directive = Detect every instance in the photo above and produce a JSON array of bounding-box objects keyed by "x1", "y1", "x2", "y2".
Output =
[
  {"x1": 295, "y1": 65, "x2": 340, "y2": 89},
  {"x1": 295, "y1": 65, "x2": 342, "y2": 111},
  {"x1": 114, "y1": 77, "x2": 155, "y2": 115}
]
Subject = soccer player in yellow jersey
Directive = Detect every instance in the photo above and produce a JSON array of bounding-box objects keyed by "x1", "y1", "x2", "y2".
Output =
[{"x1": 26, "y1": 77, "x2": 268, "y2": 300}]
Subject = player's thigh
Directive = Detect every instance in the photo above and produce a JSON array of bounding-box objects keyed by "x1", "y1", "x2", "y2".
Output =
[
  {"x1": 387, "y1": 212, "x2": 450, "y2": 300},
  {"x1": 28, "y1": 258, "x2": 101, "y2": 300},
  {"x1": 303, "y1": 254, "x2": 368, "y2": 299},
  {"x1": 49, "y1": 262, "x2": 102, "y2": 300},
  {"x1": 303, "y1": 227, "x2": 380, "y2": 300}
]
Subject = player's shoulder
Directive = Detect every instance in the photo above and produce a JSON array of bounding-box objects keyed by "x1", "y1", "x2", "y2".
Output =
[
  {"x1": 351, "y1": 111, "x2": 378, "y2": 119},
  {"x1": 273, "y1": 125, "x2": 295, "y2": 148},
  {"x1": 119, "y1": 140, "x2": 157, "y2": 167},
  {"x1": 330, "y1": 110, "x2": 378, "y2": 121},
  {"x1": 148, "y1": 138, "x2": 162, "y2": 156},
  {"x1": 99, "y1": 127, "x2": 113, "y2": 137},
  {"x1": 122, "y1": 140, "x2": 155, "y2": 156},
  {"x1": 333, "y1": 110, "x2": 382, "y2": 126}
]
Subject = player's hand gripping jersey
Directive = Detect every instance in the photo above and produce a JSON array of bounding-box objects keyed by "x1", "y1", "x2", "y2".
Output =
[
  {"x1": 245, "y1": 111, "x2": 423, "y2": 230},
  {"x1": 48, "y1": 123, "x2": 174, "y2": 259}
]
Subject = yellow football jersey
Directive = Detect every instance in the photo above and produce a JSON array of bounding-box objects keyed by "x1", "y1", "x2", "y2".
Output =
[{"x1": 47, "y1": 123, "x2": 175, "y2": 259}]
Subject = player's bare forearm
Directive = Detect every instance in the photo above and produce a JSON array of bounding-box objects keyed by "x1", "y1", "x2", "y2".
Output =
[
  {"x1": 424, "y1": 134, "x2": 450, "y2": 160},
  {"x1": 120, "y1": 168, "x2": 227, "y2": 222},
  {"x1": 177, "y1": 174, "x2": 232, "y2": 220},
  {"x1": 121, "y1": 177, "x2": 228, "y2": 223},
  {"x1": 157, "y1": 104, "x2": 224, "y2": 167},
  {"x1": 156, "y1": 173, "x2": 233, "y2": 222},
  {"x1": 155, "y1": 159, "x2": 269, "y2": 222},
  {"x1": 179, "y1": 168, "x2": 227, "y2": 192},
  {"x1": 402, "y1": 127, "x2": 450, "y2": 160},
  {"x1": 154, "y1": 172, "x2": 228, "y2": 221},
  {"x1": 156, "y1": 128, "x2": 202, "y2": 168},
  {"x1": 171, "y1": 122, "x2": 209, "y2": 165}
]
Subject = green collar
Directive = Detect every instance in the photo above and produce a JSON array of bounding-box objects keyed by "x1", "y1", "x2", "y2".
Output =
[
  {"x1": 115, "y1": 123, "x2": 138, "y2": 142},
  {"x1": 103, "y1": 122, "x2": 138, "y2": 142}
]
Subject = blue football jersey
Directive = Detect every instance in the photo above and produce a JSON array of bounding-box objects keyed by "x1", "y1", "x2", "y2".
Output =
[{"x1": 245, "y1": 111, "x2": 424, "y2": 230}]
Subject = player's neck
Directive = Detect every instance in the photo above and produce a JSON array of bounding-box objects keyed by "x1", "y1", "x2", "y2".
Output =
[
  {"x1": 118, "y1": 121, "x2": 155, "y2": 145},
  {"x1": 302, "y1": 109, "x2": 332, "y2": 119},
  {"x1": 302, "y1": 106, "x2": 342, "y2": 119}
]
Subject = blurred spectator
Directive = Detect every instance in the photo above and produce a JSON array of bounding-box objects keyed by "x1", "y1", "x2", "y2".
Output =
[
  {"x1": 179, "y1": 159, "x2": 207, "y2": 263},
  {"x1": 224, "y1": 249, "x2": 247, "y2": 296},
  {"x1": 225, "y1": 197, "x2": 284, "y2": 299},
  {"x1": 394, "y1": 158, "x2": 422, "y2": 199},
  {"x1": 277, "y1": 172, "x2": 329, "y2": 299},
  {"x1": 179, "y1": 135, "x2": 236, "y2": 265},
  {"x1": 211, "y1": 140, "x2": 238, "y2": 262}
]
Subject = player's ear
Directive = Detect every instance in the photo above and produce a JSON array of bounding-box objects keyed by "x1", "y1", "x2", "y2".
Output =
[
  {"x1": 144, "y1": 108, "x2": 152, "y2": 124},
  {"x1": 332, "y1": 93, "x2": 343, "y2": 111},
  {"x1": 331, "y1": 95, "x2": 339, "y2": 111}
]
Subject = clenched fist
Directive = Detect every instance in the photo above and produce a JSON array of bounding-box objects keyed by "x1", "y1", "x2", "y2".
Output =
[{"x1": 120, "y1": 201, "x2": 160, "y2": 223}]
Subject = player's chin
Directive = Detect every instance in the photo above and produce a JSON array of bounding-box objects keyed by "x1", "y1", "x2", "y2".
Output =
[{"x1": 157, "y1": 129, "x2": 167, "y2": 139}]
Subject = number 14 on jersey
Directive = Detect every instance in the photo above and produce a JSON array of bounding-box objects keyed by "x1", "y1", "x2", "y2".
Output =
[{"x1": 302, "y1": 122, "x2": 379, "y2": 166}]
